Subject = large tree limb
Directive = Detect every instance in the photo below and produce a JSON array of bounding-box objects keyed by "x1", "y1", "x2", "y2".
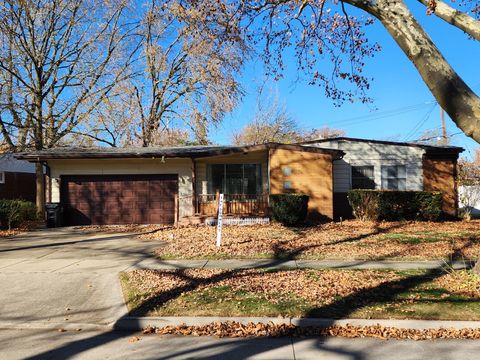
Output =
[
  {"x1": 417, "y1": 0, "x2": 480, "y2": 41},
  {"x1": 343, "y1": 0, "x2": 480, "y2": 143}
]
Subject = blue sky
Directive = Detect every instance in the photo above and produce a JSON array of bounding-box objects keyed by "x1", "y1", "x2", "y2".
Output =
[{"x1": 215, "y1": 2, "x2": 480, "y2": 159}]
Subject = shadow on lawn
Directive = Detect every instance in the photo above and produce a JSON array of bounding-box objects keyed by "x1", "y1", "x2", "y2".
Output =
[
  {"x1": 25, "y1": 227, "x2": 476, "y2": 360},
  {"x1": 270, "y1": 222, "x2": 406, "y2": 260}
]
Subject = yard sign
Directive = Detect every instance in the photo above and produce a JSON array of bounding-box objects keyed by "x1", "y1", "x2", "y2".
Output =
[{"x1": 216, "y1": 193, "x2": 224, "y2": 247}]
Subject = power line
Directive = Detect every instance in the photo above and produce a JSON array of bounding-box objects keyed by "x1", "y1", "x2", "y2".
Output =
[
  {"x1": 412, "y1": 131, "x2": 463, "y2": 143},
  {"x1": 403, "y1": 102, "x2": 437, "y2": 141},
  {"x1": 325, "y1": 101, "x2": 436, "y2": 127}
]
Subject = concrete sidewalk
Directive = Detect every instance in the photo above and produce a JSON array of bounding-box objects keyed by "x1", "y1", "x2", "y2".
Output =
[
  {"x1": 2, "y1": 328, "x2": 480, "y2": 360},
  {"x1": 130, "y1": 258, "x2": 473, "y2": 270}
]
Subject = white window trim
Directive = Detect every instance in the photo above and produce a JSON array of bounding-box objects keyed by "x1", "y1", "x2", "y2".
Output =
[
  {"x1": 0, "y1": 172, "x2": 4, "y2": 184},
  {"x1": 381, "y1": 165, "x2": 407, "y2": 191}
]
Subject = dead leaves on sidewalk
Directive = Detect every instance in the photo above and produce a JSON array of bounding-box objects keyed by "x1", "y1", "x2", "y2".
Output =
[{"x1": 142, "y1": 321, "x2": 480, "y2": 340}]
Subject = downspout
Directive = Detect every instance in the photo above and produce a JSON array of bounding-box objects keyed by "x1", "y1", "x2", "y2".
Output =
[
  {"x1": 44, "y1": 161, "x2": 51, "y2": 203},
  {"x1": 192, "y1": 158, "x2": 197, "y2": 215}
]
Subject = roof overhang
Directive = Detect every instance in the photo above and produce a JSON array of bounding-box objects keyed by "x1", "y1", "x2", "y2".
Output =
[
  {"x1": 296, "y1": 136, "x2": 464, "y2": 155},
  {"x1": 15, "y1": 143, "x2": 344, "y2": 162}
]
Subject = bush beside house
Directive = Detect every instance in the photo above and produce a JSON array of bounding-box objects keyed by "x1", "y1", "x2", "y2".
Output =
[
  {"x1": 348, "y1": 190, "x2": 443, "y2": 222},
  {"x1": 0, "y1": 199, "x2": 37, "y2": 230},
  {"x1": 269, "y1": 194, "x2": 309, "y2": 226}
]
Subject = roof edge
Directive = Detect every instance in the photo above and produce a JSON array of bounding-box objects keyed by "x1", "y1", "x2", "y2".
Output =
[
  {"x1": 296, "y1": 136, "x2": 464, "y2": 153},
  {"x1": 15, "y1": 143, "x2": 344, "y2": 162}
]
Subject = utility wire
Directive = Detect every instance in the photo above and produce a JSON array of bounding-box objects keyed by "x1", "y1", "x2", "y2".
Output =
[
  {"x1": 403, "y1": 102, "x2": 437, "y2": 141},
  {"x1": 325, "y1": 101, "x2": 436, "y2": 127},
  {"x1": 413, "y1": 131, "x2": 463, "y2": 143}
]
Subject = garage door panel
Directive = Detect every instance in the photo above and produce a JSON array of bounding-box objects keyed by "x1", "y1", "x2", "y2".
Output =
[{"x1": 61, "y1": 174, "x2": 178, "y2": 225}]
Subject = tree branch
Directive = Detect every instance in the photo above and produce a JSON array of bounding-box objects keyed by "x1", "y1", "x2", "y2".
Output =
[
  {"x1": 342, "y1": 0, "x2": 480, "y2": 142},
  {"x1": 417, "y1": 0, "x2": 480, "y2": 41}
]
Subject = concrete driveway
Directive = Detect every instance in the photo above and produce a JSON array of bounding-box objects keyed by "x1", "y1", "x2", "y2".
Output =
[{"x1": 0, "y1": 227, "x2": 163, "y2": 329}]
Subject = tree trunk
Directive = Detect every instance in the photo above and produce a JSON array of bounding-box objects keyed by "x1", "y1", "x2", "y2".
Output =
[
  {"x1": 35, "y1": 162, "x2": 45, "y2": 221},
  {"x1": 473, "y1": 261, "x2": 480, "y2": 277},
  {"x1": 345, "y1": 0, "x2": 480, "y2": 143}
]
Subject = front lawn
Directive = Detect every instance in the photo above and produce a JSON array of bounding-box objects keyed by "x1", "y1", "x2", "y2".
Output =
[
  {"x1": 120, "y1": 268, "x2": 480, "y2": 320},
  {"x1": 139, "y1": 220, "x2": 480, "y2": 261}
]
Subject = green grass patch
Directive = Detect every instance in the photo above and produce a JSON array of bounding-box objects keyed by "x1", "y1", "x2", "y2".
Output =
[
  {"x1": 381, "y1": 233, "x2": 448, "y2": 244},
  {"x1": 120, "y1": 269, "x2": 480, "y2": 321},
  {"x1": 119, "y1": 272, "x2": 156, "y2": 311},
  {"x1": 154, "y1": 286, "x2": 311, "y2": 317}
]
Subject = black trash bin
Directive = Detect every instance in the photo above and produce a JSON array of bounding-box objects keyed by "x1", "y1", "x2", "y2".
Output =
[{"x1": 45, "y1": 203, "x2": 64, "y2": 228}]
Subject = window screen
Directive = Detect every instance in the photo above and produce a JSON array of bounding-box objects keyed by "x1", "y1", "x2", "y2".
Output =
[
  {"x1": 207, "y1": 164, "x2": 262, "y2": 194},
  {"x1": 351, "y1": 166, "x2": 375, "y2": 189}
]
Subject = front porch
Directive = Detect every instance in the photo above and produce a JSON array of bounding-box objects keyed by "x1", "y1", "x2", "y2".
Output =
[
  {"x1": 181, "y1": 143, "x2": 340, "y2": 224},
  {"x1": 194, "y1": 193, "x2": 269, "y2": 217}
]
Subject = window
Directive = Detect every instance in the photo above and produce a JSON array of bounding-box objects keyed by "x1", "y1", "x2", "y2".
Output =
[
  {"x1": 282, "y1": 167, "x2": 292, "y2": 176},
  {"x1": 0, "y1": 172, "x2": 4, "y2": 184},
  {"x1": 207, "y1": 164, "x2": 262, "y2": 195},
  {"x1": 351, "y1": 166, "x2": 375, "y2": 189},
  {"x1": 283, "y1": 180, "x2": 292, "y2": 190},
  {"x1": 381, "y1": 165, "x2": 406, "y2": 190}
]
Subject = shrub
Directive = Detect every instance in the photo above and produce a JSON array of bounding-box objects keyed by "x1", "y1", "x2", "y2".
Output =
[
  {"x1": 347, "y1": 190, "x2": 443, "y2": 222},
  {"x1": 269, "y1": 194, "x2": 309, "y2": 226},
  {"x1": 0, "y1": 199, "x2": 37, "y2": 230}
]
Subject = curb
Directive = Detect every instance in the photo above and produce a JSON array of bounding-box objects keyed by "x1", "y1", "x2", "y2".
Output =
[
  {"x1": 113, "y1": 316, "x2": 480, "y2": 331},
  {"x1": 0, "y1": 321, "x2": 114, "y2": 332},
  {"x1": 130, "y1": 259, "x2": 474, "y2": 271}
]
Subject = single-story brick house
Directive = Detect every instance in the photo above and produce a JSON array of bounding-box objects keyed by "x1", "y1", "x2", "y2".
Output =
[
  {"x1": 16, "y1": 137, "x2": 463, "y2": 225},
  {"x1": 0, "y1": 153, "x2": 36, "y2": 202}
]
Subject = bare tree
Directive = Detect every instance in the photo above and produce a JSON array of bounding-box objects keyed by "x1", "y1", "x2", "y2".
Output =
[
  {"x1": 303, "y1": 126, "x2": 346, "y2": 140},
  {"x1": 233, "y1": 86, "x2": 345, "y2": 144},
  {"x1": 474, "y1": 148, "x2": 480, "y2": 166},
  {"x1": 232, "y1": 87, "x2": 301, "y2": 145},
  {"x1": 233, "y1": 0, "x2": 480, "y2": 143},
  {"x1": 129, "y1": 0, "x2": 246, "y2": 146},
  {"x1": 0, "y1": 0, "x2": 138, "y2": 215}
]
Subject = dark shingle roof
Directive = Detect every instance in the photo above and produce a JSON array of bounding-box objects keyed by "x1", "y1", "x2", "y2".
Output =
[
  {"x1": 297, "y1": 137, "x2": 464, "y2": 154},
  {"x1": 15, "y1": 143, "x2": 344, "y2": 161}
]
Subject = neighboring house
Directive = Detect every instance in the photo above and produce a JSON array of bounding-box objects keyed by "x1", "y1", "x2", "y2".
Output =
[
  {"x1": 15, "y1": 138, "x2": 463, "y2": 226},
  {"x1": 301, "y1": 137, "x2": 463, "y2": 218},
  {"x1": 458, "y1": 185, "x2": 480, "y2": 216},
  {"x1": 0, "y1": 153, "x2": 36, "y2": 202}
]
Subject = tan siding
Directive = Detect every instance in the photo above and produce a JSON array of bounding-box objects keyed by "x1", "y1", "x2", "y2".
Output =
[
  {"x1": 423, "y1": 157, "x2": 458, "y2": 216},
  {"x1": 48, "y1": 158, "x2": 194, "y2": 218},
  {"x1": 269, "y1": 148, "x2": 334, "y2": 220}
]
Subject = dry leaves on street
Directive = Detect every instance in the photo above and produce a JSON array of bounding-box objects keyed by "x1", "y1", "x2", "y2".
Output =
[
  {"x1": 143, "y1": 321, "x2": 480, "y2": 340},
  {"x1": 137, "y1": 220, "x2": 480, "y2": 260}
]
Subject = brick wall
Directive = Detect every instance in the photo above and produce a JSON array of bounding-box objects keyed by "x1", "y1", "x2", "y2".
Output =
[
  {"x1": 0, "y1": 171, "x2": 36, "y2": 202},
  {"x1": 269, "y1": 148, "x2": 334, "y2": 220},
  {"x1": 423, "y1": 156, "x2": 458, "y2": 217}
]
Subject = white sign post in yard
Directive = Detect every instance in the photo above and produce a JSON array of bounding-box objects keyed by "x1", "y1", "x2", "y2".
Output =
[{"x1": 216, "y1": 193, "x2": 224, "y2": 247}]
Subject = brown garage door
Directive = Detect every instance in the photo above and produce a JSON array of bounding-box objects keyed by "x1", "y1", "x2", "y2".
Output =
[{"x1": 60, "y1": 174, "x2": 178, "y2": 225}]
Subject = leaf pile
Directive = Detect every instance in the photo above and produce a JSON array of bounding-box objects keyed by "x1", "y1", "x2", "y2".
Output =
[
  {"x1": 142, "y1": 321, "x2": 480, "y2": 340},
  {"x1": 0, "y1": 220, "x2": 42, "y2": 238},
  {"x1": 140, "y1": 220, "x2": 480, "y2": 260}
]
